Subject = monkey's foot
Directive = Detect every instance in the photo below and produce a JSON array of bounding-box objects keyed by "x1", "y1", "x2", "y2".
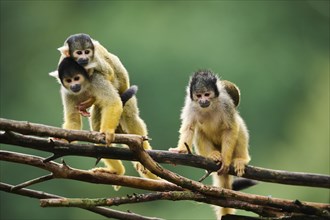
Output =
[
  {"x1": 134, "y1": 162, "x2": 160, "y2": 180},
  {"x1": 233, "y1": 159, "x2": 246, "y2": 177},
  {"x1": 168, "y1": 147, "x2": 188, "y2": 154},
  {"x1": 90, "y1": 167, "x2": 119, "y2": 175},
  {"x1": 134, "y1": 162, "x2": 148, "y2": 174}
]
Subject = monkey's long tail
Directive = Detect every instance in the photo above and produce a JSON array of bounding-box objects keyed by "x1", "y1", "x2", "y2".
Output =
[
  {"x1": 232, "y1": 178, "x2": 258, "y2": 191},
  {"x1": 121, "y1": 85, "x2": 138, "y2": 105}
]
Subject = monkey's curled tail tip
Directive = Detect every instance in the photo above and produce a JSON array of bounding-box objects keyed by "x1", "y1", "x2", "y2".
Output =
[
  {"x1": 130, "y1": 85, "x2": 138, "y2": 93},
  {"x1": 232, "y1": 178, "x2": 258, "y2": 191},
  {"x1": 121, "y1": 85, "x2": 138, "y2": 105}
]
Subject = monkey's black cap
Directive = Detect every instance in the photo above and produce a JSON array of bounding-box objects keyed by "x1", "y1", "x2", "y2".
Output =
[
  {"x1": 190, "y1": 70, "x2": 220, "y2": 99},
  {"x1": 58, "y1": 57, "x2": 90, "y2": 84},
  {"x1": 66, "y1": 33, "x2": 94, "y2": 53}
]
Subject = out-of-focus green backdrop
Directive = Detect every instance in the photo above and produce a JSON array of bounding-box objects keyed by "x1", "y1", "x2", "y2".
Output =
[{"x1": 0, "y1": 1, "x2": 329, "y2": 219}]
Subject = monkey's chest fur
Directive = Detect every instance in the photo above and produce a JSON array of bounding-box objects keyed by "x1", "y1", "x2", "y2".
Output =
[{"x1": 194, "y1": 109, "x2": 233, "y2": 146}]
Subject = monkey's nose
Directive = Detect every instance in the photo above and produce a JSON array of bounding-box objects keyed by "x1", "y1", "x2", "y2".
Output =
[
  {"x1": 70, "y1": 84, "x2": 81, "y2": 93},
  {"x1": 77, "y1": 58, "x2": 88, "y2": 66},
  {"x1": 199, "y1": 101, "x2": 210, "y2": 108}
]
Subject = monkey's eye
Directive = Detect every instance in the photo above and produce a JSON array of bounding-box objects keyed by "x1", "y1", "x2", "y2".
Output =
[
  {"x1": 66, "y1": 79, "x2": 72, "y2": 83},
  {"x1": 76, "y1": 51, "x2": 83, "y2": 55},
  {"x1": 204, "y1": 93, "x2": 210, "y2": 97},
  {"x1": 196, "y1": 94, "x2": 202, "y2": 98},
  {"x1": 85, "y1": 50, "x2": 90, "y2": 54},
  {"x1": 74, "y1": 76, "x2": 80, "y2": 81}
]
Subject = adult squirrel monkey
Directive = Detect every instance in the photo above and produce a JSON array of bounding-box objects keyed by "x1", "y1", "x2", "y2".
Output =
[
  {"x1": 55, "y1": 33, "x2": 159, "y2": 180},
  {"x1": 169, "y1": 70, "x2": 251, "y2": 219},
  {"x1": 51, "y1": 57, "x2": 138, "y2": 184}
]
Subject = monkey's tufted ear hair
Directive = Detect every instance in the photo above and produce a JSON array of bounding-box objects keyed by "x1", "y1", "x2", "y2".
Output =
[
  {"x1": 57, "y1": 43, "x2": 70, "y2": 57},
  {"x1": 49, "y1": 70, "x2": 62, "y2": 84}
]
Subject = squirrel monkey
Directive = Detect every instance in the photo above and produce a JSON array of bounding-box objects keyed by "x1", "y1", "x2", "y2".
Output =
[
  {"x1": 51, "y1": 57, "x2": 138, "y2": 179},
  {"x1": 169, "y1": 70, "x2": 250, "y2": 219},
  {"x1": 55, "y1": 34, "x2": 159, "y2": 180}
]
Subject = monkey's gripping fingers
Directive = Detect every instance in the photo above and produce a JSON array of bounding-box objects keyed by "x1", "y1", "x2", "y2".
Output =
[
  {"x1": 168, "y1": 147, "x2": 188, "y2": 154},
  {"x1": 217, "y1": 164, "x2": 230, "y2": 175},
  {"x1": 76, "y1": 97, "x2": 95, "y2": 117},
  {"x1": 208, "y1": 151, "x2": 229, "y2": 175},
  {"x1": 233, "y1": 159, "x2": 247, "y2": 177},
  {"x1": 78, "y1": 109, "x2": 91, "y2": 117},
  {"x1": 208, "y1": 151, "x2": 222, "y2": 164},
  {"x1": 104, "y1": 131, "x2": 115, "y2": 146}
]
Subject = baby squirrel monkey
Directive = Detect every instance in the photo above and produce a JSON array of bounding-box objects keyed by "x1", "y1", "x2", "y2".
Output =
[
  {"x1": 56, "y1": 33, "x2": 159, "y2": 180},
  {"x1": 51, "y1": 57, "x2": 138, "y2": 180},
  {"x1": 169, "y1": 70, "x2": 250, "y2": 219}
]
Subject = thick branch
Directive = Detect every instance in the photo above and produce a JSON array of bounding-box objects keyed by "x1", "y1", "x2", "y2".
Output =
[
  {"x1": 126, "y1": 138, "x2": 330, "y2": 217},
  {"x1": 0, "y1": 150, "x2": 182, "y2": 192},
  {"x1": 1, "y1": 118, "x2": 329, "y2": 219},
  {"x1": 0, "y1": 127, "x2": 329, "y2": 189},
  {"x1": 0, "y1": 182, "x2": 162, "y2": 220}
]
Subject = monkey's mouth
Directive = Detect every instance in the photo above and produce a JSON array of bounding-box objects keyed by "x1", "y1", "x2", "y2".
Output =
[
  {"x1": 77, "y1": 59, "x2": 89, "y2": 66},
  {"x1": 199, "y1": 102, "x2": 210, "y2": 108}
]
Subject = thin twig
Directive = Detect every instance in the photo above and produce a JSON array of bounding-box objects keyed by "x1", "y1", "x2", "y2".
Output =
[
  {"x1": 184, "y1": 142, "x2": 192, "y2": 154},
  {"x1": 0, "y1": 182, "x2": 162, "y2": 220},
  {"x1": 11, "y1": 174, "x2": 54, "y2": 191}
]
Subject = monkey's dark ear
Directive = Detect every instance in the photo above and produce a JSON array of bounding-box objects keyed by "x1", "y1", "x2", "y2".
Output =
[
  {"x1": 222, "y1": 80, "x2": 240, "y2": 107},
  {"x1": 58, "y1": 44, "x2": 70, "y2": 57}
]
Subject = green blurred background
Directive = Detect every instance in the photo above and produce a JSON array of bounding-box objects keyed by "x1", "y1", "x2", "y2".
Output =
[{"x1": 0, "y1": 1, "x2": 329, "y2": 219}]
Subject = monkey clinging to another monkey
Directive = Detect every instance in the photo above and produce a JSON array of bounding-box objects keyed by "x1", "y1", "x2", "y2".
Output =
[
  {"x1": 169, "y1": 70, "x2": 251, "y2": 219},
  {"x1": 52, "y1": 33, "x2": 159, "y2": 180}
]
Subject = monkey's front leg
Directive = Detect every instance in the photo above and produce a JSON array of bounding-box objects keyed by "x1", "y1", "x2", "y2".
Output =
[
  {"x1": 100, "y1": 100, "x2": 123, "y2": 145},
  {"x1": 218, "y1": 129, "x2": 238, "y2": 175}
]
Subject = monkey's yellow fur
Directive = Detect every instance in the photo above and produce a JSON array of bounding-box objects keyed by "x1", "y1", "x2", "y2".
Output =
[
  {"x1": 170, "y1": 71, "x2": 250, "y2": 219},
  {"x1": 58, "y1": 35, "x2": 158, "y2": 181}
]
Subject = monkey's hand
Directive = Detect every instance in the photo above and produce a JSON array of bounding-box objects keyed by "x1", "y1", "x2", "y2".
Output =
[
  {"x1": 78, "y1": 109, "x2": 91, "y2": 117},
  {"x1": 168, "y1": 147, "x2": 188, "y2": 154},
  {"x1": 104, "y1": 131, "x2": 115, "y2": 146},
  {"x1": 209, "y1": 151, "x2": 229, "y2": 175},
  {"x1": 77, "y1": 97, "x2": 95, "y2": 117}
]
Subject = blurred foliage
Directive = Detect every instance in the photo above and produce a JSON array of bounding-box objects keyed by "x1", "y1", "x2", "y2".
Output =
[{"x1": 0, "y1": 1, "x2": 329, "y2": 219}]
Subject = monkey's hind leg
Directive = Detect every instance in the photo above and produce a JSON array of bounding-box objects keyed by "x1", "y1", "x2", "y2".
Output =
[
  {"x1": 90, "y1": 105, "x2": 126, "y2": 177},
  {"x1": 212, "y1": 173, "x2": 235, "y2": 219},
  {"x1": 121, "y1": 98, "x2": 160, "y2": 180}
]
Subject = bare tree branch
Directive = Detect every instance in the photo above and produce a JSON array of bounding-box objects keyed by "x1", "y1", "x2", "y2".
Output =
[
  {"x1": 0, "y1": 119, "x2": 329, "y2": 189},
  {"x1": 0, "y1": 151, "x2": 182, "y2": 192},
  {"x1": 40, "y1": 191, "x2": 285, "y2": 217},
  {"x1": 126, "y1": 136, "x2": 330, "y2": 217},
  {"x1": 1, "y1": 118, "x2": 329, "y2": 219},
  {"x1": 0, "y1": 182, "x2": 162, "y2": 220}
]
